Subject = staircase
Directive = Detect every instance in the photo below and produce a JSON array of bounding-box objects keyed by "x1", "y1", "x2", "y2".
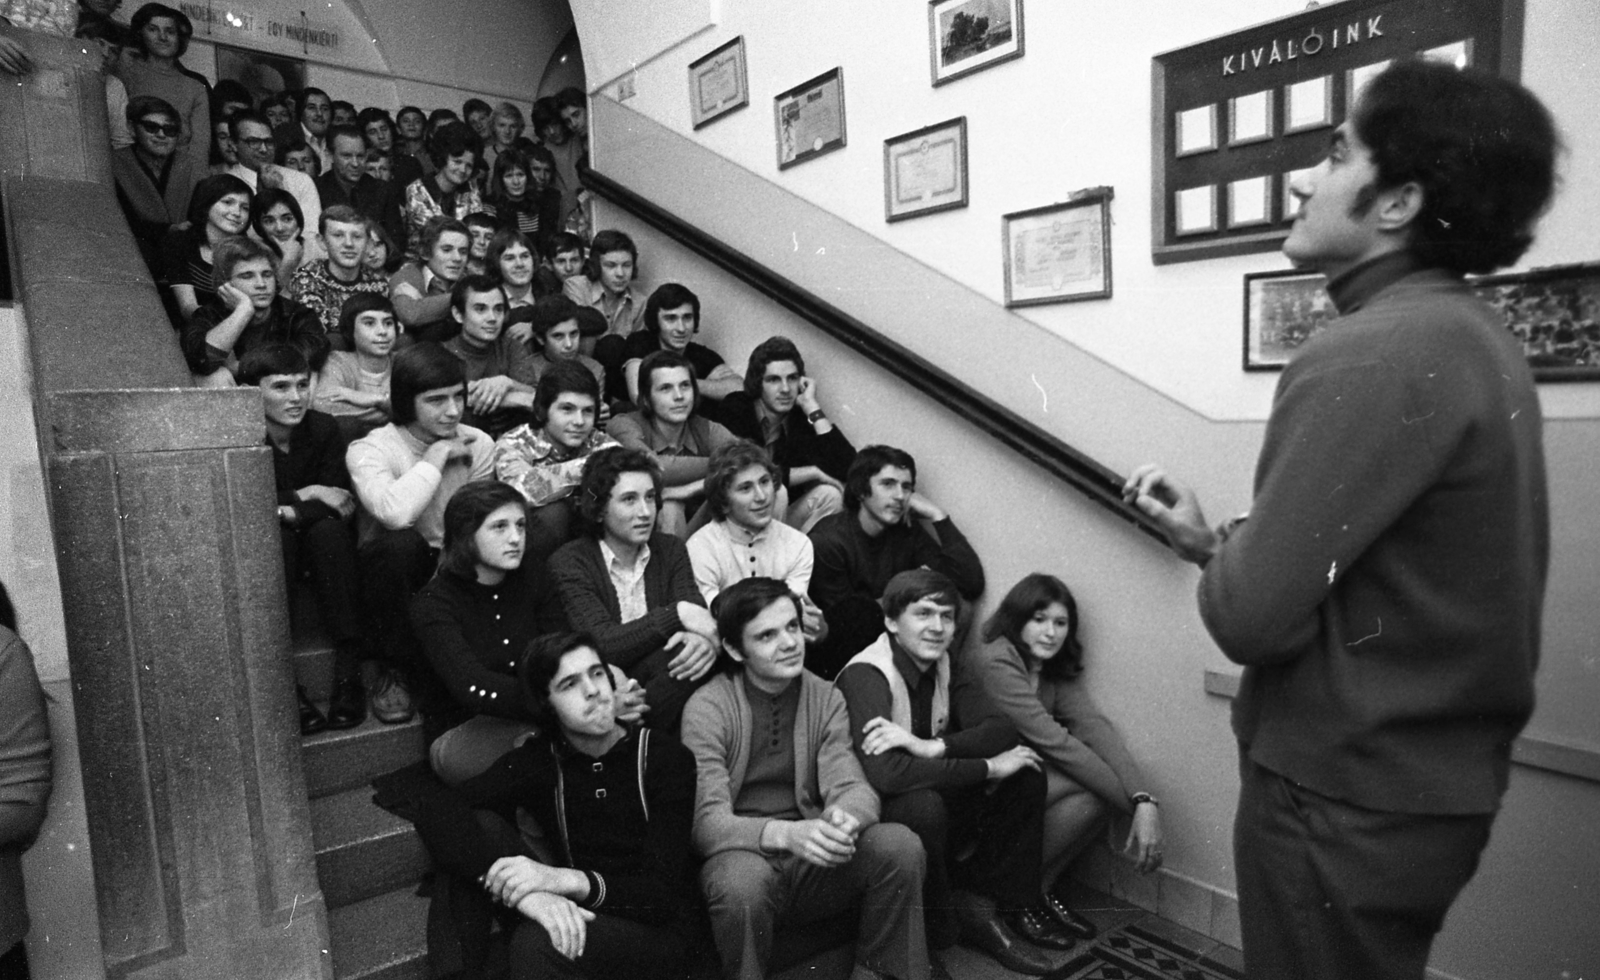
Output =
[{"x1": 292, "y1": 591, "x2": 433, "y2": 980}]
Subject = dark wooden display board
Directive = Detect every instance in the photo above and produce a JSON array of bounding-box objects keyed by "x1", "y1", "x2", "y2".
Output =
[{"x1": 1150, "y1": 0, "x2": 1524, "y2": 265}]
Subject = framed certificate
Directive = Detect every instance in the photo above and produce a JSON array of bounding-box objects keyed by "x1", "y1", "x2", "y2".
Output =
[
  {"x1": 884, "y1": 117, "x2": 969, "y2": 222},
  {"x1": 1001, "y1": 187, "x2": 1114, "y2": 307},
  {"x1": 688, "y1": 37, "x2": 749, "y2": 130},
  {"x1": 775, "y1": 67, "x2": 847, "y2": 170},
  {"x1": 929, "y1": 0, "x2": 1025, "y2": 87}
]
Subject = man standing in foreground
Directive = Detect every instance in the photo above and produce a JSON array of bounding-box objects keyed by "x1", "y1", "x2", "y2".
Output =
[{"x1": 1123, "y1": 60, "x2": 1558, "y2": 980}]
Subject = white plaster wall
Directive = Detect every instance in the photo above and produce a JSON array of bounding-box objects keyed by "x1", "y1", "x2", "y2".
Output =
[{"x1": 575, "y1": 0, "x2": 1600, "y2": 423}]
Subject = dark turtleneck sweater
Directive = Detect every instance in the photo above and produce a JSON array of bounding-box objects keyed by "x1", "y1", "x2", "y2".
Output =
[{"x1": 1210, "y1": 251, "x2": 1547, "y2": 815}]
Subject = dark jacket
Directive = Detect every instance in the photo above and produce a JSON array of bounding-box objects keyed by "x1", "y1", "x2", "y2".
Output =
[
  {"x1": 182, "y1": 295, "x2": 330, "y2": 376},
  {"x1": 548, "y1": 533, "x2": 704, "y2": 671},
  {"x1": 719, "y1": 391, "x2": 856, "y2": 486}
]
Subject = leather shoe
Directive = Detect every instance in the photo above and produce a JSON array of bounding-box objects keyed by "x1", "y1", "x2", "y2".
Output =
[
  {"x1": 1007, "y1": 905, "x2": 1077, "y2": 951},
  {"x1": 954, "y1": 904, "x2": 1056, "y2": 975},
  {"x1": 297, "y1": 685, "x2": 327, "y2": 736},
  {"x1": 325, "y1": 673, "x2": 367, "y2": 730},
  {"x1": 1044, "y1": 891, "x2": 1099, "y2": 941}
]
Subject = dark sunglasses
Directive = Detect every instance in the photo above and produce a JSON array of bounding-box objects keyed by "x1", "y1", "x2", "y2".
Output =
[{"x1": 137, "y1": 119, "x2": 181, "y2": 138}]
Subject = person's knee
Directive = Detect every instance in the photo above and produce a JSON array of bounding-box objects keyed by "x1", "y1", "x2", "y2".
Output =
[
  {"x1": 858, "y1": 822, "x2": 926, "y2": 878},
  {"x1": 885, "y1": 789, "x2": 948, "y2": 842},
  {"x1": 701, "y1": 852, "x2": 779, "y2": 912}
]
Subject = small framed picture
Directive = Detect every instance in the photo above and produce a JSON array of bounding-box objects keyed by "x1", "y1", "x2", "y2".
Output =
[
  {"x1": 884, "y1": 117, "x2": 969, "y2": 222},
  {"x1": 1420, "y1": 38, "x2": 1474, "y2": 69},
  {"x1": 1229, "y1": 89, "x2": 1275, "y2": 146},
  {"x1": 1228, "y1": 176, "x2": 1273, "y2": 229},
  {"x1": 929, "y1": 0, "x2": 1025, "y2": 87},
  {"x1": 688, "y1": 36, "x2": 749, "y2": 130},
  {"x1": 1001, "y1": 187, "x2": 1114, "y2": 307},
  {"x1": 1471, "y1": 262, "x2": 1600, "y2": 381},
  {"x1": 1285, "y1": 76, "x2": 1333, "y2": 134},
  {"x1": 1243, "y1": 269, "x2": 1337, "y2": 370},
  {"x1": 775, "y1": 67, "x2": 847, "y2": 170},
  {"x1": 1174, "y1": 185, "x2": 1218, "y2": 236},
  {"x1": 1175, "y1": 104, "x2": 1218, "y2": 157}
]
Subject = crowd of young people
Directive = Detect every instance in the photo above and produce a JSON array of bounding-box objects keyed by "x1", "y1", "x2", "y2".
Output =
[{"x1": 229, "y1": 196, "x2": 1163, "y2": 977}]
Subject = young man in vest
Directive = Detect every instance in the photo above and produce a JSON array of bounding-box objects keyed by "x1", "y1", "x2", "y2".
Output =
[
  {"x1": 833, "y1": 569, "x2": 1058, "y2": 974},
  {"x1": 1123, "y1": 60, "x2": 1558, "y2": 980},
  {"x1": 682, "y1": 576, "x2": 930, "y2": 980}
]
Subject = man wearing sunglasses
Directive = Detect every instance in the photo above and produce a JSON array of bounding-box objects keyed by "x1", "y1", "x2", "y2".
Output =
[{"x1": 111, "y1": 94, "x2": 198, "y2": 277}]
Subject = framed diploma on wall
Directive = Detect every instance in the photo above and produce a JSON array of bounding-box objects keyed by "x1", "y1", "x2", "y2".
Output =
[
  {"x1": 688, "y1": 37, "x2": 749, "y2": 130},
  {"x1": 883, "y1": 117, "x2": 969, "y2": 222},
  {"x1": 1001, "y1": 188, "x2": 1114, "y2": 307},
  {"x1": 775, "y1": 67, "x2": 847, "y2": 170}
]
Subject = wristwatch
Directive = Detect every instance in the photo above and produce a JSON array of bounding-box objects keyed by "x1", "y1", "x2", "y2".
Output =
[
  {"x1": 805, "y1": 409, "x2": 827, "y2": 424},
  {"x1": 1130, "y1": 792, "x2": 1159, "y2": 808}
]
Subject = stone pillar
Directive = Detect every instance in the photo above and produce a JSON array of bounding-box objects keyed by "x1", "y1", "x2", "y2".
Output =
[
  {"x1": 45, "y1": 390, "x2": 332, "y2": 980},
  {"x1": 1, "y1": 29, "x2": 332, "y2": 977}
]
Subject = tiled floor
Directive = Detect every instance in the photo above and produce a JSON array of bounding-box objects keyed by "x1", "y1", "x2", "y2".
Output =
[{"x1": 772, "y1": 881, "x2": 1244, "y2": 980}]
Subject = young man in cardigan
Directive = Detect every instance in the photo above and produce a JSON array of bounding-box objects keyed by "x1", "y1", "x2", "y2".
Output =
[
  {"x1": 547, "y1": 447, "x2": 718, "y2": 734},
  {"x1": 682, "y1": 576, "x2": 929, "y2": 980},
  {"x1": 1123, "y1": 60, "x2": 1558, "y2": 980},
  {"x1": 834, "y1": 569, "x2": 1058, "y2": 975}
]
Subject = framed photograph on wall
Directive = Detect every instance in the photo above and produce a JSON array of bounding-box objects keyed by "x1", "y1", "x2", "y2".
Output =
[
  {"x1": 929, "y1": 0, "x2": 1025, "y2": 86},
  {"x1": 884, "y1": 117, "x2": 969, "y2": 222},
  {"x1": 1001, "y1": 187, "x2": 1113, "y2": 307},
  {"x1": 1246, "y1": 263, "x2": 1600, "y2": 378},
  {"x1": 775, "y1": 67, "x2": 847, "y2": 169},
  {"x1": 1243, "y1": 269, "x2": 1337, "y2": 370},
  {"x1": 688, "y1": 36, "x2": 749, "y2": 130},
  {"x1": 1473, "y1": 262, "x2": 1600, "y2": 381}
]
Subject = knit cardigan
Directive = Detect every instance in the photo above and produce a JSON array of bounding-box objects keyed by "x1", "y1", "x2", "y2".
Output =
[{"x1": 681, "y1": 670, "x2": 878, "y2": 858}]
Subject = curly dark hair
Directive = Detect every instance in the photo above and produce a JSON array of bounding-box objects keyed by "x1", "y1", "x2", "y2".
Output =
[
  {"x1": 1352, "y1": 58, "x2": 1560, "y2": 276},
  {"x1": 426, "y1": 120, "x2": 482, "y2": 170},
  {"x1": 574, "y1": 447, "x2": 663, "y2": 538}
]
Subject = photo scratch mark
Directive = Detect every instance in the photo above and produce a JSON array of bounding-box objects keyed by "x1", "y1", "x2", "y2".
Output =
[
  {"x1": 1401, "y1": 411, "x2": 1435, "y2": 425},
  {"x1": 791, "y1": 232, "x2": 799, "y2": 252},
  {"x1": 1348, "y1": 618, "x2": 1382, "y2": 646},
  {"x1": 1031, "y1": 374, "x2": 1048, "y2": 412},
  {"x1": 288, "y1": 893, "x2": 300, "y2": 928},
  {"x1": 1327, "y1": 560, "x2": 1337, "y2": 585}
]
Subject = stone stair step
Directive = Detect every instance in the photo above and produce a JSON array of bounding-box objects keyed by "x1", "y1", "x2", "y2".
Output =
[
  {"x1": 328, "y1": 887, "x2": 430, "y2": 980},
  {"x1": 311, "y1": 786, "x2": 432, "y2": 911},
  {"x1": 301, "y1": 713, "x2": 426, "y2": 799}
]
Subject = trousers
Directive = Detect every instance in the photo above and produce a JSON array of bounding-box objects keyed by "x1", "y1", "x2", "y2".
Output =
[{"x1": 1234, "y1": 753, "x2": 1494, "y2": 980}]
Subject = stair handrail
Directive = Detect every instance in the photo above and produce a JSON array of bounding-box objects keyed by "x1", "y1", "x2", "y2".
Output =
[{"x1": 580, "y1": 164, "x2": 1173, "y2": 550}]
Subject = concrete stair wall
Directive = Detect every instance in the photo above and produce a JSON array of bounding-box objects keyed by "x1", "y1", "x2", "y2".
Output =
[{"x1": 293, "y1": 587, "x2": 432, "y2": 980}]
